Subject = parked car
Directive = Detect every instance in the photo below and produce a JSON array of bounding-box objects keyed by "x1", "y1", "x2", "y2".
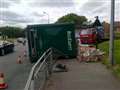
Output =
[
  {"x1": 80, "y1": 28, "x2": 97, "y2": 44},
  {"x1": 0, "y1": 41, "x2": 14, "y2": 56},
  {"x1": 17, "y1": 37, "x2": 26, "y2": 45}
]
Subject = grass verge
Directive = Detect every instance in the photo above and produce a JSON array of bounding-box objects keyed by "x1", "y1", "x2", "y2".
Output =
[{"x1": 98, "y1": 39, "x2": 120, "y2": 79}]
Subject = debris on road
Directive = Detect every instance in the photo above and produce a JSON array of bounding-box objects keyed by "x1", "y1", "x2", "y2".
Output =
[
  {"x1": 53, "y1": 63, "x2": 68, "y2": 72},
  {"x1": 77, "y1": 44, "x2": 105, "y2": 62}
]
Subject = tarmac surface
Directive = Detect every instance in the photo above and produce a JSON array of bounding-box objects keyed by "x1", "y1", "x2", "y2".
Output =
[
  {"x1": 0, "y1": 42, "x2": 33, "y2": 90},
  {"x1": 45, "y1": 59, "x2": 120, "y2": 90}
]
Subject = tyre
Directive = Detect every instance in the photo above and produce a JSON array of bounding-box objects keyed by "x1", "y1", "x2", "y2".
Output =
[{"x1": 1, "y1": 49, "x2": 5, "y2": 56}]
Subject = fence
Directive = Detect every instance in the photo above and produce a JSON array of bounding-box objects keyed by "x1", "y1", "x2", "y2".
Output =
[{"x1": 24, "y1": 48, "x2": 55, "y2": 90}]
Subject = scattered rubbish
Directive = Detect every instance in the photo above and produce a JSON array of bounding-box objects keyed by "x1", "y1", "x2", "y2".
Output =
[
  {"x1": 53, "y1": 63, "x2": 68, "y2": 72},
  {"x1": 77, "y1": 44, "x2": 105, "y2": 62}
]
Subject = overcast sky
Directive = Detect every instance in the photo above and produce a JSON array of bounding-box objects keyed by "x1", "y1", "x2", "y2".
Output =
[{"x1": 0, "y1": 0, "x2": 120, "y2": 27}]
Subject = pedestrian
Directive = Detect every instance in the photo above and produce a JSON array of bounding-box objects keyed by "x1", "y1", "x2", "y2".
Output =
[{"x1": 23, "y1": 40, "x2": 26, "y2": 46}]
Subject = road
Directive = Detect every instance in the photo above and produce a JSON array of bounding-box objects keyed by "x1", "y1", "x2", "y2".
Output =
[
  {"x1": 45, "y1": 60, "x2": 120, "y2": 90},
  {"x1": 0, "y1": 42, "x2": 33, "y2": 90}
]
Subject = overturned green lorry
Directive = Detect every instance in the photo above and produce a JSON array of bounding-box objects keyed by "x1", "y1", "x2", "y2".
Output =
[{"x1": 26, "y1": 23, "x2": 77, "y2": 62}]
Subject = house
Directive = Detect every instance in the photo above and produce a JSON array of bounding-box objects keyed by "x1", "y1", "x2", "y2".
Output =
[
  {"x1": 103, "y1": 21, "x2": 120, "y2": 33},
  {"x1": 103, "y1": 22, "x2": 110, "y2": 33},
  {"x1": 115, "y1": 21, "x2": 120, "y2": 32}
]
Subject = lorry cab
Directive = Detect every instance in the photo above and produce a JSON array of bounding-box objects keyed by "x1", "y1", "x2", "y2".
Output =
[{"x1": 80, "y1": 28, "x2": 97, "y2": 44}]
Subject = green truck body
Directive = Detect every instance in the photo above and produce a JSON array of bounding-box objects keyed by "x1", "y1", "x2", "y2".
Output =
[{"x1": 26, "y1": 23, "x2": 77, "y2": 62}]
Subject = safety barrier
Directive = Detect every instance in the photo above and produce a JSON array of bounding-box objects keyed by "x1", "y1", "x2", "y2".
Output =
[{"x1": 24, "y1": 48, "x2": 55, "y2": 90}]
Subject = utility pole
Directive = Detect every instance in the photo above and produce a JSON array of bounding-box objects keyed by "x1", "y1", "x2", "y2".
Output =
[
  {"x1": 109, "y1": 0, "x2": 115, "y2": 65},
  {"x1": 43, "y1": 12, "x2": 50, "y2": 24}
]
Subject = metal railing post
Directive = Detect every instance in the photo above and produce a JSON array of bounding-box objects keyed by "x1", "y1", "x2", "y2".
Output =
[
  {"x1": 49, "y1": 50, "x2": 53, "y2": 75},
  {"x1": 45, "y1": 64, "x2": 48, "y2": 80},
  {"x1": 30, "y1": 79, "x2": 34, "y2": 90},
  {"x1": 24, "y1": 48, "x2": 55, "y2": 90}
]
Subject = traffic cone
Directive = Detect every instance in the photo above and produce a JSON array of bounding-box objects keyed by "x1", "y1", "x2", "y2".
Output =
[
  {"x1": 17, "y1": 56, "x2": 22, "y2": 64},
  {"x1": 0, "y1": 73, "x2": 8, "y2": 89}
]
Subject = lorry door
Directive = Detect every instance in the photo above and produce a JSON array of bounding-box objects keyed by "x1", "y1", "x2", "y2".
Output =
[{"x1": 29, "y1": 29, "x2": 37, "y2": 56}]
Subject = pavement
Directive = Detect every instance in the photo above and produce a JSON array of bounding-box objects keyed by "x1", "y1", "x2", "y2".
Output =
[
  {"x1": 45, "y1": 59, "x2": 120, "y2": 90},
  {"x1": 0, "y1": 42, "x2": 33, "y2": 90}
]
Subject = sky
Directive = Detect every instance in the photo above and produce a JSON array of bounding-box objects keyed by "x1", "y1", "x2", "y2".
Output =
[{"x1": 0, "y1": 0, "x2": 120, "y2": 27}]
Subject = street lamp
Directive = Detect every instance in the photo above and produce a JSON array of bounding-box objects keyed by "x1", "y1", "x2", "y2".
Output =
[
  {"x1": 43, "y1": 12, "x2": 50, "y2": 24},
  {"x1": 109, "y1": 0, "x2": 115, "y2": 65}
]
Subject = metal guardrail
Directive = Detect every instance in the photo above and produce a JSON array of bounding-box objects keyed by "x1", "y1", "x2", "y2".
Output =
[{"x1": 24, "y1": 48, "x2": 55, "y2": 90}]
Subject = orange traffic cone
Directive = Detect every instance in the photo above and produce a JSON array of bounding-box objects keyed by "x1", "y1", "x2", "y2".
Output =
[
  {"x1": 0, "y1": 73, "x2": 8, "y2": 89},
  {"x1": 17, "y1": 56, "x2": 22, "y2": 64}
]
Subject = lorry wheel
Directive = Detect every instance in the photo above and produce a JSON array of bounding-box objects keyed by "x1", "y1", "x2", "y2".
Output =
[{"x1": 2, "y1": 49, "x2": 5, "y2": 56}]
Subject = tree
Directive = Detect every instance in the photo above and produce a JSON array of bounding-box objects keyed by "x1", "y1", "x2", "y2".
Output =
[
  {"x1": 0, "y1": 26, "x2": 25, "y2": 38},
  {"x1": 56, "y1": 13, "x2": 88, "y2": 26}
]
